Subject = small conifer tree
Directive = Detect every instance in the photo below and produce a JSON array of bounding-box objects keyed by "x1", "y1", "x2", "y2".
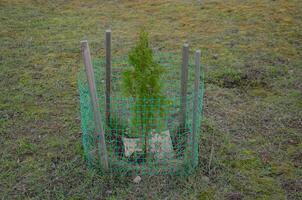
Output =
[{"x1": 122, "y1": 29, "x2": 166, "y2": 158}]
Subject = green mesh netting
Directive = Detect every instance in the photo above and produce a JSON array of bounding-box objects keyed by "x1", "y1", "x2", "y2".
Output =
[{"x1": 78, "y1": 52, "x2": 204, "y2": 175}]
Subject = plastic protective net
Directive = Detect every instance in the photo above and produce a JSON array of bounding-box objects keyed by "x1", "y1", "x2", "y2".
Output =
[{"x1": 78, "y1": 52, "x2": 204, "y2": 175}]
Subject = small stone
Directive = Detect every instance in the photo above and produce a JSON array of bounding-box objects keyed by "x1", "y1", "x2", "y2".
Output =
[
  {"x1": 133, "y1": 176, "x2": 142, "y2": 184},
  {"x1": 105, "y1": 190, "x2": 112, "y2": 195},
  {"x1": 201, "y1": 175, "x2": 210, "y2": 183},
  {"x1": 213, "y1": 54, "x2": 219, "y2": 60}
]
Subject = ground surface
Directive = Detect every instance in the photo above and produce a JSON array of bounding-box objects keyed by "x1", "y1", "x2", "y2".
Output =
[{"x1": 1, "y1": 0, "x2": 301, "y2": 199}]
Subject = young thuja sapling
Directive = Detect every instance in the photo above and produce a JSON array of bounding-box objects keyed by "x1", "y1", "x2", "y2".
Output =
[{"x1": 122, "y1": 29, "x2": 169, "y2": 160}]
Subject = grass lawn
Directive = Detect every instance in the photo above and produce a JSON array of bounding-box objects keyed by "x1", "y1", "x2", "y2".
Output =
[{"x1": 1, "y1": 0, "x2": 301, "y2": 199}]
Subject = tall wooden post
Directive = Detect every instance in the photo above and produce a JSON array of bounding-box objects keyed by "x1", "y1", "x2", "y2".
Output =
[
  {"x1": 105, "y1": 29, "x2": 111, "y2": 125},
  {"x1": 192, "y1": 50, "x2": 201, "y2": 166},
  {"x1": 180, "y1": 43, "x2": 189, "y2": 128},
  {"x1": 81, "y1": 40, "x2": 109, "y2": 171}
]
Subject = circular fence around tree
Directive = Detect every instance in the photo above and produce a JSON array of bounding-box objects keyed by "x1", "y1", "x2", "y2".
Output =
[{"x1": 78, "y1": 32, "x2": 204, "y2": 176}]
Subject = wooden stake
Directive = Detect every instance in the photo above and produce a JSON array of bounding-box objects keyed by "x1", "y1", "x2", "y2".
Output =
[
  {"x1": 105, "y1": 29, "x2": 111, "y2": 125},
  {"x1": 192, "y1": 50, "x2": 201, "y2": 165},
  {"x1": 180, "y1": 43, "x2": 189, "y2": 128},
  {"x1": 81, "y1": 40, "x2": 109, "y2": 171}
]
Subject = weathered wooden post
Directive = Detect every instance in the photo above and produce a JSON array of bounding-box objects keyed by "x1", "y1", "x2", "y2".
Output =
[
  {"x1": 81, "y1": 40, "x2": 109, "y2": 171},
  {"x1": 180, "y1": 43, "x2": 189, "y2": 129},
  {"x1": 105, "y1": 29, "x2": 111, "y2": 125},
  {"x1": 192, "y1": 50, "x2": 201, "y2": 166}
]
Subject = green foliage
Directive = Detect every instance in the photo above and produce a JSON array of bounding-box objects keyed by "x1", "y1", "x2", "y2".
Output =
[
  {"x1": 199, "y1": 188, "x2": 215, "y2": 200},
  {"x1": 122, "y1": 30, "x2": 167, "y2": 135},
  {"x1": 121, "y1": 29, "x2": 169, "y2": 157},
  {"x1": 17, "y1": 139, "x2": 37, "y2": 155},
  {"x1": 207, "y1": 67, "x2": 243, "y2": 88}
]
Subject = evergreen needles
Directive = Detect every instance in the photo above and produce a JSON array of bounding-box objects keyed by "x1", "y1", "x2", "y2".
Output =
[{"x1": 122, "y1": 29, "x2": 167, "y2": 157}]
